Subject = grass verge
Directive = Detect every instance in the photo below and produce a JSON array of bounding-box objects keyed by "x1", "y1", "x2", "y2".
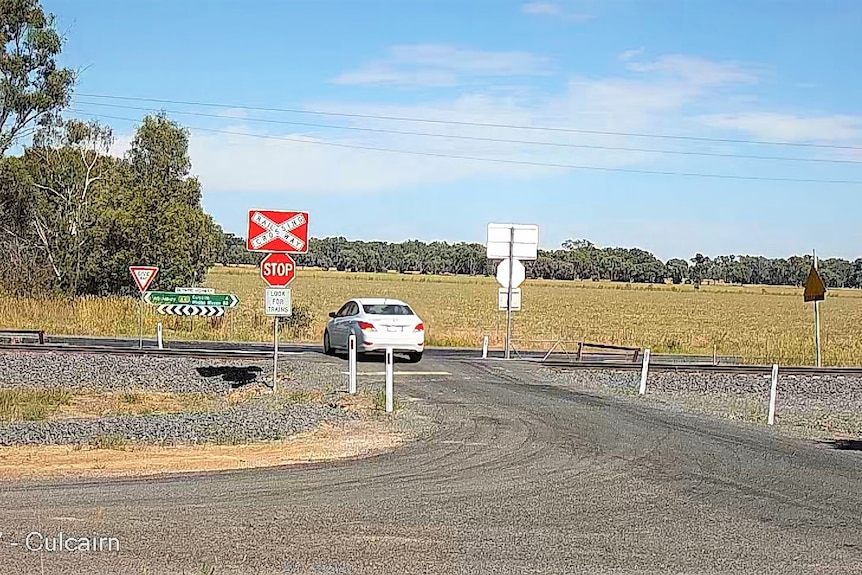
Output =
[{"x1": 0, "y1": 390, "x2": 74, "y2": 421}]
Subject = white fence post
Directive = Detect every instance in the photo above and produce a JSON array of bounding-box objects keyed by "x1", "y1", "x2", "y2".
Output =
[
  {"x1": 768, "y1": 364, "x2": 779, "y2": 425},
  {"x1": 482, "y1": 336, "x2": 489, "y2": 359},
  {"x1": 639, "y1": 348, "x2": 651, "y2": 395},
  {"x1": 385, "y1": 347, "x2": 394, "y2": 413},
  {"x1": 156, "y1": 323, "x2": 163, "y2": 350},
  {"x1": 348, "y1": 334, "x2": 357, "y2": 394}
]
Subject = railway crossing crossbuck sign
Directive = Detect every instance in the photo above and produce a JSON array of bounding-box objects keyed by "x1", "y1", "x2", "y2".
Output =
[
  {"x1": 249, "y1": 207, "x2": 309, "y2": 390},
  {"x1": 246, "y1": 209, "x2": 310, "y2": 253}
]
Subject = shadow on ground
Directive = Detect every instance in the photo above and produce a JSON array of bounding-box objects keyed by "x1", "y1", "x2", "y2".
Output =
[
  {"x1": 196, "y1": 366, "x2": 264, "y2": 388},
  {"x1": 817, "y1": 439, "x2": 862, "y2": 451}
]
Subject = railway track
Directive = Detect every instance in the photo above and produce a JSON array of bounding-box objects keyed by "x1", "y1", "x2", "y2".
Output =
[
  {"x1": 1, "y1": 339, "x2": 860, "y2": 376},
  {"x1": 0, "y1": 342, "x2": 276, "y2": 360},
  {"x1": 537, "y1": 358, "x2": 862, "y2": 376}
]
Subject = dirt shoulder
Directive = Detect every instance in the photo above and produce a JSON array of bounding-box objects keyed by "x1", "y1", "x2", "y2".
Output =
[{"x1": 0, "y1": 419, "x2": 407, "y2": 481}]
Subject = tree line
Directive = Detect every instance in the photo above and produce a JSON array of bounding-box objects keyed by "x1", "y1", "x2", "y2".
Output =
[
  {"x1": 0, "y1": 1, "x2": 223, "y2": 296},
  {"x1": 2, "y1": 1, "x2": 859, "y2": 298},
  {"x1": 220, "y1": 236, "x2": 862, "y2": 289}
]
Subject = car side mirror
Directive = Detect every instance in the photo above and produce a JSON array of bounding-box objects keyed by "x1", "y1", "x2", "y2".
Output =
[{"x1": 328, "y1": 311, "x2": 337, "y2": 318}]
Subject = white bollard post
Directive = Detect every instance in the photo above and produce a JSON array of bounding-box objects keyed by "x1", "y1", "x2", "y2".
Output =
[
  {"x1": 157, "y1": 323, "x2": 163, "y2": 350},
  {"x1": 639, "y1": 348, "x2": 651, "y2": 395},
  {"x1": 385, "y1": 347, "x2": 394, "y2": 413},
  {"x1": 348, "y1": 334, "x2": 357, "y2": 394},
  {"x1": 768, "y1": 364, "x2": 779, "y2": 425},
  {"x1": 482, "y1": 336, "x2": 489, "y2": 359}
]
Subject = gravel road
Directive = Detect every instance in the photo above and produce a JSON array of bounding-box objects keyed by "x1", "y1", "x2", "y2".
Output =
[{"x1": 1, "y1": 355, "x2": 861, "y2": 574}]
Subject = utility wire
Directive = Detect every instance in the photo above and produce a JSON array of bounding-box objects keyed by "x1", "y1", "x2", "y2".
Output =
[
  {"x1": 68, "y1": 108, "x2": 862, "y2": 185},
  {"x1": 72, "y1": 99, "x2": 862, "y2": 166},
  {"x1": 76, "y1": 92, "x2": 862, "y2": 152}
]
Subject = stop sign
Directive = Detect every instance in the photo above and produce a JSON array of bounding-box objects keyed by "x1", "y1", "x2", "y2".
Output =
[{"x1": 261, "y1": 253, "x2": 296, "y2": 287}]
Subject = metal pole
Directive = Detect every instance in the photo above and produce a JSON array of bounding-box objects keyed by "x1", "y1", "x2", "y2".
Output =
[
  {"x1": 348, "y1": 334, "x2": 357, "y2": 394},
  {"x1": 273, "y1": 317, "x2": 279, "y2": 390},
  {"x1": 768, "y1": 364, "x2": 779, "y2": 425},
  {"x1": 138, "y1": 295, "x2": 144, "y2": 349},
  {"x1": 385, "y1": 347, "x2": 394, "y2": 413},
  {"x1": 505, "y1": 226, "x2": 514, "y2": 360},
  {"x1": 814, "y1": 250, "x2": 822, "y2": 368},
  {"x1": 639, "y1": 348, "x2": 651, "y2": 395}
]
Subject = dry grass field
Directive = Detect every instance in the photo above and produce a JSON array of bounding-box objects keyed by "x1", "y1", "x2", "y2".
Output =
[{"x1": 2, "y1": 265, "x2": 862, "y2": 366}]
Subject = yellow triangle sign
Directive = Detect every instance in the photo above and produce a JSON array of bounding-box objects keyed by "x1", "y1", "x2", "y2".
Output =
[{"x1": 803, "y1": 266, "x2": 826, "y2": 302}]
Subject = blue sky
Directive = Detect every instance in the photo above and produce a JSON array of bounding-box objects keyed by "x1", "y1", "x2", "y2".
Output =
[{"x1": 44, "y1": 0, "x2": 862, "y2": 260}]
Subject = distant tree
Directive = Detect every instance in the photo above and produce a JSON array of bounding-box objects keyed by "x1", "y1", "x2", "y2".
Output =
[
  {"x1": 690, "y1": 253, "x2": 711, "y2": 287},
  {"x1": 666, "y1": 258, "x2": 689, "y2": 284},
  {"x1": 0, "y1": 0, "x2": 75, "y2": 155}
]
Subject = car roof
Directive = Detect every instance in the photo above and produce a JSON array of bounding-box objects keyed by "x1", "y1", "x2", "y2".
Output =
[{"x1": 353, "y1": 297, "x2": 410, "y2": 307}]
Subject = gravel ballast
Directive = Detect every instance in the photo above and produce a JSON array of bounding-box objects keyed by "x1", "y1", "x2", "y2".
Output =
[
  {"x1": 0, "y1": 351, "x2": 344, "y2": 394},
  {"x1": 0, "y1": 351, "x2": 357, "y2": 446},
  {"x1": 0, "y1": 402, "x2": 357, "y2": 446},
  {"x1": 539, "y1": 367, "x2": 862, "y2": 438}
]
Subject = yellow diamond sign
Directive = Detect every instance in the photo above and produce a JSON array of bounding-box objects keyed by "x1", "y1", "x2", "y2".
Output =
[{"x1": 803, "y1": 266, "x2": 826, "y2": 303}]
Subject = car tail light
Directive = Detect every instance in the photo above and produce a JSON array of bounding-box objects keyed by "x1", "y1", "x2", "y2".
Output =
[
  {"x1": 357, "y1": 321, "x2": 376, "y2": 332},
  {"x1": 414, "y1": 323, "x2": 424, "y2": 332}
]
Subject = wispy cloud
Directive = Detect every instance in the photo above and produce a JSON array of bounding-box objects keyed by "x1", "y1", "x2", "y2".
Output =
[
  {"x1": 105, "y1": 51, "x2": 860, "y2": 196},
  {"x1": 332, "y1": 44, "x2": 550, "y2": 88},
  {"x1": 699, "y1": 112, "x2": 862, "y2": 144},
  {"x1": 624, "y1": 53, "x2": 759, "y2": 87},
  {"x1": 521, "y1": 2, "x2": 592, "y2": 22}
]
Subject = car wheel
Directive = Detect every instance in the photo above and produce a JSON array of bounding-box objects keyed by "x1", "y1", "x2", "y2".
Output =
[
  {"x1": 407, "y1": 352, "x2": 423, "y2": 364},
  {"x1": 323, "y1": 330, "x2": 334, "y2": 356}
]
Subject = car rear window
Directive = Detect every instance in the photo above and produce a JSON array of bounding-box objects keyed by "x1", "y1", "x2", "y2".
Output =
[{"x1": 362, "y1": 304, "x2": 414, "y2": 315}]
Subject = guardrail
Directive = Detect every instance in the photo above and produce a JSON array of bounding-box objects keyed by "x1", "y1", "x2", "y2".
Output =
[{"x1": 0, "y1": 329, "x2": 46, "y2": 344}]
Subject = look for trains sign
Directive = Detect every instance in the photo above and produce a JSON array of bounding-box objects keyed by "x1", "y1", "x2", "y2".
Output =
[{"x1": 246, "y1": 209, "x2": 310, "y2": 253}]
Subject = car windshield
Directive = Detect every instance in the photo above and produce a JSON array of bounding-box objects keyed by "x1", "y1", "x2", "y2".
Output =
[{"x1": 362, "y1": 304, "x2": 414, "y2": 315}]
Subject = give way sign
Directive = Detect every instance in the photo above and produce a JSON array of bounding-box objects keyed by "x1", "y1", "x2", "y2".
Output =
[
  {"x1": 129, "y1": 266, "x2": 158, "y2": 293},
  {"x1": 247, "y1": 209, "x2": 309, "y2": 253}
]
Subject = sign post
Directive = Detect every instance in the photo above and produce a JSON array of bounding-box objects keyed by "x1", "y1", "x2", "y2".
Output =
[
  {"x1": 129, "y1": 266, "x2": 158, "y2": 350},
  {"x1": 249, "y1": 208, "x2": 309, "y2": 393},
  {"x1": 264, "y1": 288, "x2": 292, "y2": 391},
  {"x1": 803, "y1": 250, "x2": 826, "y2": 367},
  {"x1": 487, "y1": 223, "x2": 538, "y2": 360},
  {"x1": 505, "y1": 227, "x2": 514, "y2": 360},
  {"x1": 272, "y1": 312, "x2": 280, "y2": 390}
]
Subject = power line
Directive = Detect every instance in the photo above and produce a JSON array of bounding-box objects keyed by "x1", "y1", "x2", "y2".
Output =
[
  {"x1": 68, "y1": 108, "x2": 862, "y2": 185},
  {"x1": 72, "y1": 99, "x2": 862, "y2": 166},
  {"x1": 75, "y1": 92, "x2": 862, "y2": 152}
]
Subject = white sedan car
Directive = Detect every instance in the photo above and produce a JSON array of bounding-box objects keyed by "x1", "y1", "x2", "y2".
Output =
[{"x1": 323, "y1": 298, "x2": 425, "y2": 363}]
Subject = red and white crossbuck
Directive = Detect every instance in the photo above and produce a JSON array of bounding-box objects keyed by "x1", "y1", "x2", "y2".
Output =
[{"x1": 246, "y1": 209, "x2": 309, "y2": 253}]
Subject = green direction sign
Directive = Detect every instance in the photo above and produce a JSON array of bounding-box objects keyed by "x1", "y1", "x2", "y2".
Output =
[{"x1": 143, "y1": 291, "x2": 239, "y2": 308}]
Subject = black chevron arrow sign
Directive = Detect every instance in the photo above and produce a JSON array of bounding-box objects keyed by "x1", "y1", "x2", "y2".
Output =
[{"x1": 156, "y1": 304, "x2": 225, "y2": 317}]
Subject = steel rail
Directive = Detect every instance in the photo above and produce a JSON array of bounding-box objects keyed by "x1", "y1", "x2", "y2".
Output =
[
  {"x1": 0, "y1": 343, "x2": 275, "y2": 360},
  {"x1": 3, "y1": 342, "x2": 861, "y2": 376},
  {"x1": 536, "y1": 358, "x2": 862, "y2": 376}
]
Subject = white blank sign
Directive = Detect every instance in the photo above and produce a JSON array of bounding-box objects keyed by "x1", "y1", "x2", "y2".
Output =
[
  {"x1": 486, "y1": 223, "x2": 539, "y2": 260},
  {"x1": 498, "y1": 288, "x2": 522, "y2": 311}
]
